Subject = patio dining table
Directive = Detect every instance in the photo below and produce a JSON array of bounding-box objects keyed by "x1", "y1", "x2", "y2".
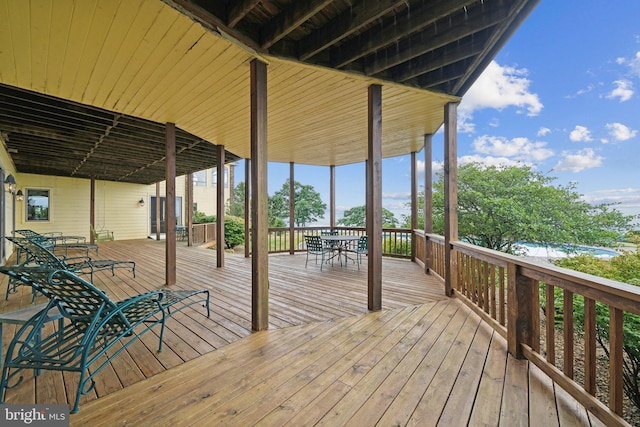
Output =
[{"x1": 320, "y1": 235, "x2": 361, "y2": 266}]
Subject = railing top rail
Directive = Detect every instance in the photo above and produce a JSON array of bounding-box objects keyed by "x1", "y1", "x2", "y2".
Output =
[{"x1": 451, "y1": 240, "x2": 640, "y2": 312}]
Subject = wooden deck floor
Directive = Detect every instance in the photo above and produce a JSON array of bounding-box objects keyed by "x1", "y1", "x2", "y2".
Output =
[{"x1": 0, "y1": 240, "x2": 605, "y2": 426}]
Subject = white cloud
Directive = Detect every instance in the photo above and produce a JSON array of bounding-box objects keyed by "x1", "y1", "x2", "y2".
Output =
[
  {"x1": 606, "y1": 122, "x2": 637, "y2": 141},
  {"x1": 458, "y1": 61, "x2": 543, "y2": 133},
  {"x1": 614, "y1": 51, "x2": 640, "y2": 77},
  {"x1": 554, "y1": 148, "x2": 603, "y2": 172},
  {"x1": 566, "y1": 84, "x2": 595, "y2": 99},
  {"x1": 569, "y1": 125, "x2": 593, "y2": 142},
  {"x1": 537, "y1": 127, "x2": 551, "y2": 136},
  {"x1": 472, "y1": 135, "x2": 554, "y2": 161},
  {"x1": 459, "y1": 155, "x2": 523, "y2": 168},
  {"x1": 382, "y1": 192, "x2": 411, "y2": 201},
  {"x1": 606, "y1": 79, "x2": 634, "y2": 102},
  {"x1": 582, "y1": 188, "x2": 640, "y2": 216}
]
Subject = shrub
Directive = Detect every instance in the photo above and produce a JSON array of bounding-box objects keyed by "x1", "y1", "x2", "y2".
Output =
[
  {"x1": 193, "y1": 210, "x2": 215, "y2": 223},
  {"x1": 224, "y1": 216, "x2": 245, "y2": 249}
]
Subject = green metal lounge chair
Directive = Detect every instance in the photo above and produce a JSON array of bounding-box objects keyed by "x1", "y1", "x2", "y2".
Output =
[
  {"x1": 16, "y1": 229, "x2": 97, "y2": 257},
  {"x1": 0, "y1": 266, "x2": 210, "y2": 414},
  {"x1": 5, "y1": 237, "x2": 135, "y2": 300}
]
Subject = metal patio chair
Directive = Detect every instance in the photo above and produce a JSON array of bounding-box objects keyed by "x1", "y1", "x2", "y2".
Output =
[{"x1": 304, "y1": 235, "x2": 333, "y2": 270}]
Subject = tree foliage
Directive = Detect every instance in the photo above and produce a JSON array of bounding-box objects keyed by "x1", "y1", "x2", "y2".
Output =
[
  {"x1": 338, "y1": 205, "x2": 399, "y2": 228},
  {"x1": 403, "y1": 162, "x2": 634, "y2": 253},
  {"x1": 269, "y1": 179, "x2": 326, "y2": 227},
  {"x1": 226, "y1": 182, "x2": 246, "y2": 217}
]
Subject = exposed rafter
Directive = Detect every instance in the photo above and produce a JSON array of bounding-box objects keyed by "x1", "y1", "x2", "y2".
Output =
[
  {"x1": 330, "y1": 0, "x2": 476, "y2": 69},
  {"x1": 227, "y1": 0, "x2": 261, "y2": 27},
  {"x1": 364, "y1": 4, "x2": 507, "y2": 77},
  {"x1": 260, "y1": 0, "x2": 334, "y2": 49},
  {"x1": 296, "y1": 0, "x2": 405, "y2": 61}
]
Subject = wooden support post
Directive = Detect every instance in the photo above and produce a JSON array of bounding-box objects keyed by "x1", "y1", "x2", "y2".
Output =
[
  {"x1": 155, "y1": 183, "x2": 161, "y2": 241},
  {"x1": 244, "y1": 158, "x2": 250, "y2": 258},
  {"x1": 443, "y1": 103, "x2": 458, "y2": 296},
  {"x1": 90, "y1": 177, "x2": 96, "y2": 244},
  {"x1": 506, "y1": 262, "x2": 534, "y2": 359},
  {"x1": 330, "y1": 165, "x2": 336, "y2": 229},
  {"x1": 251, "y1": 59, "x2": 269, "y2": 331},
  {"x1": 423, "y1": 134, "x2": 433, "y2": 273},
  {"x1": 216, "y1": 145, "x2": 225, "y2": 268},
  {"x1": 165, "y1": 122, "x2": 177, "y2": 286},
  {"x1": 367, "y1": 84, "x2": 382, "y2": 311},
  {"x1": 289, "y1": 162, "x2": 295, "y2": 255},
  {"x1": 410, "y1": 152, "x2": 417, "y2": 262},
  {"x1": 186, "y1": 173, "x2": 193, "y2": 246}
]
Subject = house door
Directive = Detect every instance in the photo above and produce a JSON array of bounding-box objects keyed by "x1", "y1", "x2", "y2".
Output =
[
  {"x1": 150, "y1": 196, "x2": 182, "y2": 234},
  {"x1": 150, "y1": 196, "x2": 166, "y2": 234}
]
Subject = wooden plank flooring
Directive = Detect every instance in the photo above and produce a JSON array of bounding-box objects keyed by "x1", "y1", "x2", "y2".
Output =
[{"x1": 0, "y1": 240, "x2": 607, "y2": 426}]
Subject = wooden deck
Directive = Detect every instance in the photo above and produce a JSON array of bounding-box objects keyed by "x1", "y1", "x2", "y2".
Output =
[{"x1": 0, "y1": 240, "x2": 605, "y2": 426}]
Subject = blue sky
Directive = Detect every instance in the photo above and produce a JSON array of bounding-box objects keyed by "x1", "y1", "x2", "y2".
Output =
[{"x1": 235, "y1": 1, "x2": 640, "y2": 226}]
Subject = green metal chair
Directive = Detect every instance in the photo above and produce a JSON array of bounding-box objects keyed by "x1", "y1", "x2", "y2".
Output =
[
  {"x1": 16, "y1": 229, "x2": 97, "y2": 257},
  {"x1": 355, "y1": 235, "x2": 368, "y2": 270},
  {"x1": 0, "y1": 266, "x2": 210, "y2": 414},
  {"x1": 304, "y1": 235, "x2": 333, "y2": 270},
  {"x1": 5, "y1": 237, "x2": 135, "y2": 300}
]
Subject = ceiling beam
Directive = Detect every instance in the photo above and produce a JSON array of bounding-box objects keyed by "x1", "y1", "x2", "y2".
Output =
[
  {"x1": 331, "y1": 0, "x2": 476, "y2": 69},
  {"x1": 227, "y1": 0, "x2": 261, "y2": 27},
  {"x1": 164, "y1": 0, "x2": 263, "y2": 52},
  {"x1": 261, "y1": 0, "x2": 334, "y2": 49},
  {"x1": 453, "y1": 0, "x2": 540, "y2": 96},
  {"x1": 297, "y1": 0, "x2": 405, "y2": 61},
  {"x1": 393, "y1": 33, "x2": 488, "y2": 83},
  {"x1": 364, "y1": 4, "x2": 507, "y2": 76},
  {"x1": 418, "y1": 61, "x2": 469, "y2": 89}
]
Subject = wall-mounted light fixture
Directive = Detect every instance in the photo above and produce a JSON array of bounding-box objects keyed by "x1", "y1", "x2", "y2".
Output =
[
  {"x1": 4, "y1": 174, "x2": 18, "y2": 238},
  {"x1": 138, "y1": 198, "x2": 145, "y2": 207},
  {"x1": 4, "y1": 174, "x2": 16, "y2": 194},
  {"x1": 15, "y1": 189, "x2": 24, "y2": 202}
]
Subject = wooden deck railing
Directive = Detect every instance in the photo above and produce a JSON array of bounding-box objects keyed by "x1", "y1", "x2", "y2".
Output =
[
  {"x1": 415, "y1": 230, "x2": 637, "y2": 426},
  {"x1": 265, "y1": 226, "x2": 412, "y2": 258},
  {"x1": 191, "y1": 223, "x2": 216, "y2": 245}
]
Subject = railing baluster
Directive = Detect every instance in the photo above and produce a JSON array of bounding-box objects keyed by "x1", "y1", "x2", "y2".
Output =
[
  {"x1": 545, "y1": 283, "x2": 555, "y2": 365},
  {"x1": 584, "y1": 297, "x2": 596, "y2": 395},
  {"x1": 499, "y1": 266, "x2": 505, "y2": 326},
  {"x1": 610, "y1": 306, "x2": 624, "y2": 415},
  {"x1": 490, "y1": 263, "x2": 496, "y2": 319},
  {"x1": 532, "y1": 280, "x2": 540, "y2": 353},
  {"x1": 563, "y1": 289, "x2": 574, "y2": 379}
]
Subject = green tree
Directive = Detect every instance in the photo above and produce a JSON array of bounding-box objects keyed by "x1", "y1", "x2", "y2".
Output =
[
  {"x1": 226, "y1": 182, "x2": 246, "y2": 217},
  {"x1": 402, "y1": 163, "x2": 634, "y2": 253},
  {"x1": 269, "y1": 179, "x2": 326, "y2": 227},
  {"x1": 338, "y1": 205, "x2": 399, "y2": 228}
]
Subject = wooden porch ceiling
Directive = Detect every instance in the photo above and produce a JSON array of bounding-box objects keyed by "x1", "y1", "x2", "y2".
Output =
[
  {"x1": 0, "y1": 84, "x2": 240, "y2": 185},
  {"x1": 0, "y1": 0, "x2": 538, "y2": 172}
]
